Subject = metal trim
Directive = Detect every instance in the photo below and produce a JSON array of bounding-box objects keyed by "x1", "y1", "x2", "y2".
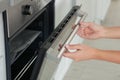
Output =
[{"x1": 2, "y1": 11, "x2": 11, "y2": 80}]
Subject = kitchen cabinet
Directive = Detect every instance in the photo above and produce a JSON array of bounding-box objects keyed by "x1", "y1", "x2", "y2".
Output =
[
  {"x1": 76, "y1": 0, "x2": 111, "y2": 23},
  {"x1": 95, "y1": 0, "x2": 111, "y2": 23}
]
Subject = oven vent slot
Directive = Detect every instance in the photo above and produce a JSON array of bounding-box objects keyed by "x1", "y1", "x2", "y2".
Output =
[
  {"x1": 49, "y1": 37, "x2": 55, "y2": 43},
  {"x1": 47, "y1": 7, "x2": 78, "y2": 44}
]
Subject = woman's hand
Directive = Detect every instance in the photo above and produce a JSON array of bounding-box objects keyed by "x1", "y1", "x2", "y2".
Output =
[
  {"x1": 63, "y1": 44, "x2": 98, "y2": 61},
  {"x1": 77, "y1": 22, "x2": 106, "y2": 39}
]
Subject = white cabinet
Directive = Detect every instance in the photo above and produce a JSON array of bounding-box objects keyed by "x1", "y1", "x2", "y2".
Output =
[
  {"x1": 0, "y1": 0, "x2": 9, "y2": 12},
  {"x1": 95, "y1": 0, "x2": 111, "y2": 23}
]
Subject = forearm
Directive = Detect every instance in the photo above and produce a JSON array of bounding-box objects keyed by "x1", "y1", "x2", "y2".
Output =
[
  {"x1": 94, "y1": 49, "x2": 120, "y2": 64},
  {"x1": 102, "y1": 27, "x2": 120, "y2": 39}
]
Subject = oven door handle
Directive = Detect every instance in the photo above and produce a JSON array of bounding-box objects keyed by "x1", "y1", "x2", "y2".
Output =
[{"x1": 57, "y1": 11, "x2": 87, "y2": 58}]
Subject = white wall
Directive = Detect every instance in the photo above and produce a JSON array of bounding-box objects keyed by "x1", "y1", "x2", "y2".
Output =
[{"x1": 0, "y1": 13, "x2": 7, "y2": 80}]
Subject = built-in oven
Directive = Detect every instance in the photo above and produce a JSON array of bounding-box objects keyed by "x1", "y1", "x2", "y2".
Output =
[
  {"x1": 2, "y1": 0, "x2": 87, "y2": 80},
  {"x1": 3, "y1": 0, "x2": 54, "y2": 80}
]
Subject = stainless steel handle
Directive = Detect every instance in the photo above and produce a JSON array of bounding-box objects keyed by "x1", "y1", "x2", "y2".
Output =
[{"x1": 57, "y1": 11, "x2": 87, "y2": 58}]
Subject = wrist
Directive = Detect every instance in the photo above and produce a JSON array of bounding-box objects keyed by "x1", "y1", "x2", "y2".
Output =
[
  {"x1": 91, "y1": 48, "x2": 102, "y2": 60},
  {"x1": 100, "y1": 27, "x2": 108, "y2": 38}
]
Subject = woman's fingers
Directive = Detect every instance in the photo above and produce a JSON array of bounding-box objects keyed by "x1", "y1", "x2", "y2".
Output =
[
  {"x1": 63, "y1": 52, "x2": 76, "y2": 59},
  {"x1": 65, "y1": 44, "x2": 83, "y2": 50},
  {"x1": 58, "y1": 44, "x2": 69, "y2": 52},
  {"x1": 58, "y1": 44, "x2": 63, "y2": 51},
  {"x1": 72, "y1": 24, "x2": 76, "y2": 29}
]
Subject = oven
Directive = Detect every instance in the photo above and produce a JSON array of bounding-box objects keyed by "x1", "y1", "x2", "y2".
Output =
[
  {"x1": 2, "y1": 0, "x2": 87, "y2": 80},
  {"x1": 4, "y1": 0, "x2": 54, "y2": 80}
]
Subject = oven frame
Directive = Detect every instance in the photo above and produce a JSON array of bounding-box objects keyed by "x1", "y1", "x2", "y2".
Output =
[{"x1": 2, "y1": 0, "x2": 85, "y2": 80}]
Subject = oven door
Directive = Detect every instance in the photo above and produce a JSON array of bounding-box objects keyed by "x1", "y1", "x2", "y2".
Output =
[{"x1": 30, "y1": 6, "x2": 87, "y2": 80}]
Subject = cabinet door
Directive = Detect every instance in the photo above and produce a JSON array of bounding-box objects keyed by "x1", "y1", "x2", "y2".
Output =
[{"x1": 96, "y1": 0, "x2": 111, "y2": 21}]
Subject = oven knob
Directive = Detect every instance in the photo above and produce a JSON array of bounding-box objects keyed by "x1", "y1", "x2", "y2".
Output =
[{"x1": 22, "y1": 5, "x2": 33, "y2": 15}]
